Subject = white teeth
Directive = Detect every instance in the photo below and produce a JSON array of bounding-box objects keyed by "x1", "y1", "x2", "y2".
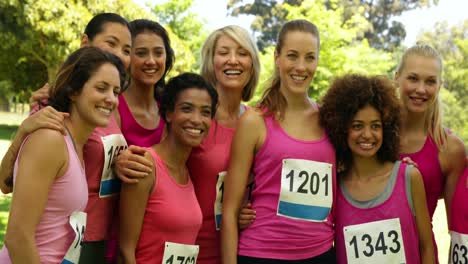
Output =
[
  {"x1": 186, "y1": 128, "x2": 202, "y2": 134},
  {"x1": 97, "y1": 107, "x2": 111, "y2": 115},
  {"x1": 359, "y1": 143, "x2": 374, "y2": 149},
  {"x1": 224, "y1": 70, "x2": 241, "y2": 75},
  {"x1": 143, "y1": 69, "x2": 156, "y2": 73},
  {"x1": 291, "y1": 75, "x2": 306, "y2": 81}
]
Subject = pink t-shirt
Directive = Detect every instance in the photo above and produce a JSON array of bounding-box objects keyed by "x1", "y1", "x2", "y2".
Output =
[
  {"x1": 83, "y1": 115, "x2": 127, "y2": 241},
  {"x1": 238, "y1": 115, "x2": 336, "y2": 260},
  {"x1": 335, "y1": 162, "x2": 420, "y2": 264},
  {"x1": 0, "y1": 134, "x2": 88, "y2": 263},
  {"x1": 187, "y1": 119, "x2": 235, "y2": 264},
  {"x1": 134, "y1": 148, "x2": 202, "y2": 264}
]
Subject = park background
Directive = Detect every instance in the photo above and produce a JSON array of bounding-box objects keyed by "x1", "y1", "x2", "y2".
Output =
[{"x1": 0, "y1": 0, "x2": 466, "y2": 262}]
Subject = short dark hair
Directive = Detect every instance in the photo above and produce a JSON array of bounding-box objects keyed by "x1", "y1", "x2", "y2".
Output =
[
  {"x1": 84, "y1": 13, "x2": 130, "y2": 41},
  {"x1": 319, "y1": 74, "x2": 401, "y2": 175},
  {"x1": 48, "y1": 47, "x2": 126, "y2": 113},
  {"x1": 130, "y1": 19, "x2": 175, "y2": 99},
  {"x1": 160, "y1": 72, "x2": 218, "y2": 124}
]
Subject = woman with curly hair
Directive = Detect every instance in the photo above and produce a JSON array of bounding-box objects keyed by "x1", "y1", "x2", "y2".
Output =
[{"x1": 319, "y1": 74, "x2": 434, "y2": 263}]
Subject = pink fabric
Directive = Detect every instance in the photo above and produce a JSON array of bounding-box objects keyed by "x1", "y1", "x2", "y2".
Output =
[
  {"x1": 187, "y1": 119, "x2": 235, "y2": 264},
  {"x1": 117, "y1": 94, "x2": 164, "y2": 147},
  {"x1": 399, "y1": 135, "x2": 442, "y2": 262},
  {"x1": 238, "y1": 115, "x2": 336, "y2": 260},
  {"x1": 134, "y1": 148, "x2": 202, "y2": 264},
  {"x1": 0, "y1": 134, "x2": 88, "y2": 263},
  {"x1": 450, "y1": 167, "x2": 468, "y2": 234},
  {"x1": 106, "y1": 95, "x2": 166, "y2": 262},
  {"x1": 83, "y1": 115, "x2": 126, "y2": 241},
  {"x1": 335, "y1": 162, "x2": 421, "y2": 264}
]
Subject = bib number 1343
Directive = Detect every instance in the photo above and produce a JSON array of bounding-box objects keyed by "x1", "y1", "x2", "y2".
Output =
[
  {"x1": 277, "y1": 159, "x2": 332, "y2": 222},
  {"x1": 343, "y1": 218, "x2": 406, "y2": 264}
]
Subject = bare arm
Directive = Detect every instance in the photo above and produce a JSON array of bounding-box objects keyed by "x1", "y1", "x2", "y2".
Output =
[
  {"x1": 4, "y1": 129, "x2": 66, "y2": 263},
  {"x1": 221, "y1": 110, "x2": 264, "y2": 264},
  {"x1": 118, "y1": 151, "x2": 154, "y2": 264},
  {"x1": 410, "y1": 166, "x2": 435, "y2": 263},
  {"x1": 440, "y1": 134, "x2": 466, "y2": 227},
  {"x1": 0, "y1": 107, "x2": 68, "y2": 193}
]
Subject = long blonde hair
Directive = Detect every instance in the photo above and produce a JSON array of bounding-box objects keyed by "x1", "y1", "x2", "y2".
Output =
[{"x1": 396, "y1": 43, "x2": 447, "y2": 150}]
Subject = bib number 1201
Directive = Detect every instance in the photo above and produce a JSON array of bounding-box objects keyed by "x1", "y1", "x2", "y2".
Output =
[{"x1": 285, "y1": 170, "x2": 329, "y2": 195}]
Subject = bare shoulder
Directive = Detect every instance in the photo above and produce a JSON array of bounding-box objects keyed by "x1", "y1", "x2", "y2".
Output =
[
  {"x1": 26, "y1": 129, "x2": 66, "y2": 151},
  {"x1": 444, "y1": 133, "x2": 466, "y2": 157},
  {"x1": 238, "y1": 108, "x2": 265, "y2": 128}
]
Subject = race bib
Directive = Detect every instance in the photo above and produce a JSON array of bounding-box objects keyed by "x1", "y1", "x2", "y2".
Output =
[
  {"x1": 214, "y1": 171, "x2": 254, "y2": 230},
  {"x1": 99, "y1": 134, "x2": 127, "y2": 197},
  {"x1": 162, "y1": 241, "x2": 199, "y2": 264},
  {"x1": 343, "y1": 218, "x2": 406, "y2": 264},
  {"x1": 277, "y1": 159, "x2": 332, "y2": 221},
  {"x1": 450, "y1": 230, "x2": 468, "y2": 264},
  {"x1": 61, "y1": 211, "x2": 86, "y2": 264}
]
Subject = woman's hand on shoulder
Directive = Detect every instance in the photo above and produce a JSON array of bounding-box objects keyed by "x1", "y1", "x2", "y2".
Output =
[{"x1": 114, "y1": 145, "x2": 153, "y2": 184}]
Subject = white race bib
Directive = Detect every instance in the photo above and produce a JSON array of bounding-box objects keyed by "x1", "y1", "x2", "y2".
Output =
[
  {"x1": 99, "y1": 134, "x2": 127, "y2": 197},
  {"x1": 61, "y1": 211, "x2": 86, "y2": 264},
  {"x1": 277, "y1": 159, "x2": 332, "y2": 221},
  {"x1": 450, "y1": 230, "x2": 468, "y2": 264},
  {"x1": 343, "y1": 218, "x2": 406, "y2": 264},
  {"x1": 161, "y1": 242, "x2": 199, "y2": 264},
  {"x1": 214, "y1": 172, "x2": 226, "y2": 230},
  {"x1": 213, "y1": 171, "x2": 254, "y2": 230}
]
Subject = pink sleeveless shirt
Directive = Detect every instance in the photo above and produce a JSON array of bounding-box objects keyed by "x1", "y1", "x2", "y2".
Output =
[
  {"x1": 399, "y1": 135, "x2": 442, "y2": 262},
  {"x1": 335, "y1": 162, "x2": 420, "y2": 264},
  {"x1": 83, "y1": 114, "x2": 127, "y2": 241},
  {"x1": 0, "y1": 134, "x2": 88, "y2": 263},
  {"x1": 117, "y1": 94, "x2": 165, "y2": 147},
  {"x1": 238, "y1": 115, "x2": 336, "y2": 260},
  {"x1": 187, "y1": 119, "x2": 235, "y2": 264},
  {"x1": 135, "y1": 148, "x2": 202, "y2": 264}
]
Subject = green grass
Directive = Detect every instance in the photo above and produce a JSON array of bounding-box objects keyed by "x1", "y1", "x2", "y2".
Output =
[
  {"x1": 0, "y1": 195, "x2": 10, "y2": 247},
  {"x1": 0, "y1": 125, "x2": 18, "y2": 141}
]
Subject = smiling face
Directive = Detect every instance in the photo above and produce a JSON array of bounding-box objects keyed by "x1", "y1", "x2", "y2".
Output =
[
  {"x1": 84, "y1": 22, "x2": 132, "y2": 70},
  {"x1": 396, "y1": 54, "x2": 441, "y2": 114},
  {"x1": 130, "y1": 32, "x2": 166, "y2": 87},
  {"x1": 275, "y1": 30, "x2": 318, "y2": 96},
  {"x1": 213, "y1": 35, "x2": 253, "y2": 93},
  {"x1": 71, "y1": 63, "x2": 121, "y2": 128},
  {"x1": 166, "y1": 88, "x2": 213, "y2": 147},
  {"x1": 347, "y1": 105, "x2": 383, "y2": 160}
]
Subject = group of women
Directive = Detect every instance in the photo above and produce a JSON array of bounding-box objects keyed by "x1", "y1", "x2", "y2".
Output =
[{"x1": 0, "y1": 11, "x2": 466, "y2": 264}]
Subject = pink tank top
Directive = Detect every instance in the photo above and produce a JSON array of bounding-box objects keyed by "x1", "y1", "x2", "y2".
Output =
[
  {"x1": 238, "y1": 115, "x2": 336, "y2": 260},
  {"x1": 335, "y1": 162, "x2": 420, "y2": 264},
  {"x1": 451, "y1": 167, "x2": 468, "y2": 234},
  {"x1": 117, "y1": 94, "x2": 165, "y2": 147},
  {"x1": 83, "y1": 114, "x2": 127, "y2": 241},
  {"x1": 0, "y1": 134, "x2": 88, "y2": 264},
  {"x1": 187, "y1": 120, "x2": 235, "y2": 264},
  {"x1": 135, "y1": 148, "x2": 202, "y2": 264},
  {"x1": 399, "y1": 135, "x2": 442, "y2": 262}
]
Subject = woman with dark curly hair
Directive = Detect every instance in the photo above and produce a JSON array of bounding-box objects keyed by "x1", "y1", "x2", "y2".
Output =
[{"x1": 319, "y1": 74, "x2": 435, "y2": 264}]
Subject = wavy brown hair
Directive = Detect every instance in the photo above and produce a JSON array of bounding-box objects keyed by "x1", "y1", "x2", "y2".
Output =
[{"x1": 319, "y1": 74, "x2": 401, "y2": 176}]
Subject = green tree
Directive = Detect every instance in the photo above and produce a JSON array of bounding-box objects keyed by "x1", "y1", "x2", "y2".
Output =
[
  {"x1": 251, "y1": 0, "x2": 394, "y2": 104},
  {"x1": 0, "y1": 0, "x2": 199, "y2": 103},
  {"x1": 227, "y1": 0, "x2": 434, "y2": 51}
]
